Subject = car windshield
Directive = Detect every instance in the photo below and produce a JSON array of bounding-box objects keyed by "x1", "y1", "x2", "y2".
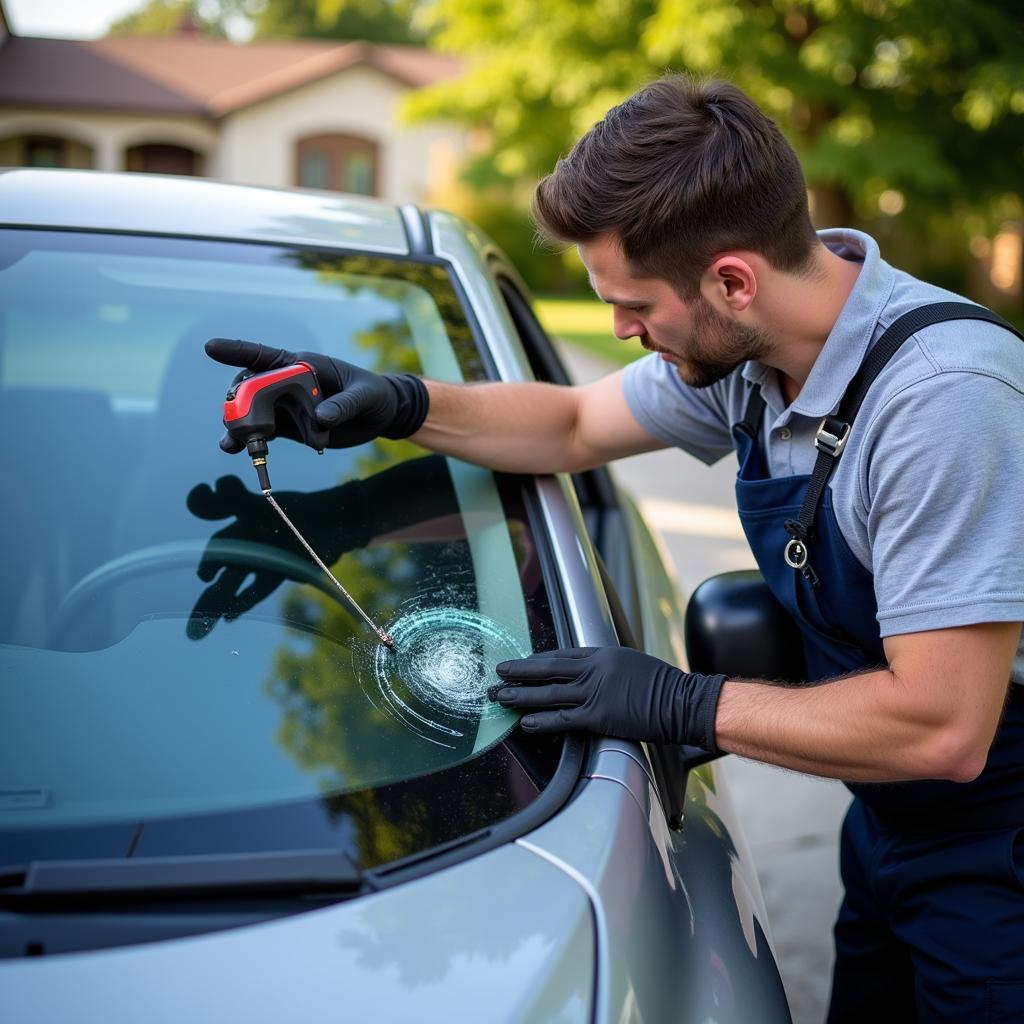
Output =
[{"x1": 0, "y1": 229, "x2": 557, "y2": 869}]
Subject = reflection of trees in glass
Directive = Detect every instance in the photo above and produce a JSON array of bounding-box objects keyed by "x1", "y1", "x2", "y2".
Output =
[
  {"x1": 255, "y1": 253, "x2": 514, "y2": 861},
  {"x1": 266, "y1": 539, "x2": 464, "y2": 863},
  {"x1": 282, "y1": 251, "x2": 485, "y2": 380},
  {"x1": 264, "y1": 503, "x2": 500, "y2": 858}
]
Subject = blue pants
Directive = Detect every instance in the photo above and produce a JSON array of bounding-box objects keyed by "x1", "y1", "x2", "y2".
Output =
[{"x1": 827, "y1": 799, "x2": 1024, "y2": 1022}]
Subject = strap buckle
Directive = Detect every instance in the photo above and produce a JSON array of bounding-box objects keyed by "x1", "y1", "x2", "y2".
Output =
[{"x1": 815, "y1": 417, "x2": 851, "y2": 458}]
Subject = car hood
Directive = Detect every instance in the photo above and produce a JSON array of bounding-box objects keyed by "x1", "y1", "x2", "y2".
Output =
[{"x1": 0, "y1": 842, "x2": 594, "y2": 1023}]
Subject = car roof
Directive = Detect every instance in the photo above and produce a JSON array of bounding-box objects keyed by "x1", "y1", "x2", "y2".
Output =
[{"x1": 0, "y1": 168, "x2": 411, "y2": 254}]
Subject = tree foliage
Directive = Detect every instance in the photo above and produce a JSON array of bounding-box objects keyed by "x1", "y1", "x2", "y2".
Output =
[
  {"x1": 110, "y1": 0, "x2": 230, "y2": 36},
  {"x1": 405, "y1": 0, "x2": 1024, "y2": 287},
  {"x1": 110, "y1": 0, "x2": 424, "y2": 44},
  {"x1": 250, "y1": 0, "x2": 424, "y2": 43}
]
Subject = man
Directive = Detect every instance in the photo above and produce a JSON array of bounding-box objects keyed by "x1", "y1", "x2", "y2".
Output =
[{"x1": 205, "y1": 77, "x2": 1024, "y2": 1021}]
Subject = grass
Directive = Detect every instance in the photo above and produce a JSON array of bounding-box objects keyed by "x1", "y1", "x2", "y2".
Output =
[{"x1": 533, "y1": 295, "x2": 647, "y2": 368}]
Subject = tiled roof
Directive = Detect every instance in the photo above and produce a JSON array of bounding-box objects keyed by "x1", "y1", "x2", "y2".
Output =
[{"x1": 0, "y1": 34, "x2": 463, "y2": 118}]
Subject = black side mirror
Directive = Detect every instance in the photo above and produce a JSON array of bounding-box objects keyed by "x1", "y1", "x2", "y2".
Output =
[{"x1": 684, "y1": 569, "x2": 805, "y2": 683}]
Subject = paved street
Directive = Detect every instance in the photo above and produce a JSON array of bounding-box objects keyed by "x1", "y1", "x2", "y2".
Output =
[{"x1": 557, "y1": 342, "x2": 850, "y2": 1024}]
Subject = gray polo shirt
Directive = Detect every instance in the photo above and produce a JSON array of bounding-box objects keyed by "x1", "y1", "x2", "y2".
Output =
[{"x1": 622, "y1": 229, "x2": 1024, "y2": 677}]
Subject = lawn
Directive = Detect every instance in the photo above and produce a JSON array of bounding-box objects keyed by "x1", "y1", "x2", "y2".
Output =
[{"x1": 533, "y1": 295, "x2": 647, "y2": 367}]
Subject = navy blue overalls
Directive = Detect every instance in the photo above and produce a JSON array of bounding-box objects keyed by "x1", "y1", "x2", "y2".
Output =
[{"x1": 732, "y1": 303, "x2": 1024, "y2": 1022}]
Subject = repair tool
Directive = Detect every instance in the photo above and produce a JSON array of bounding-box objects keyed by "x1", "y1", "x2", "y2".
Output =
[{"x1": 221, "y1": 361, "x2": 396, "y2": 650}]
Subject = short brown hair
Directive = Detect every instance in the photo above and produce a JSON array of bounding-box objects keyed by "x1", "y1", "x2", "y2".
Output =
[{"x1": 533, "y1": 75, "x2": 818, "y2": 297}]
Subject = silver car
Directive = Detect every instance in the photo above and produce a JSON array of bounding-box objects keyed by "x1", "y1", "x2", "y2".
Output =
[{"x1": 0, "y1": 168, "x2": 792, "y2": 1023}]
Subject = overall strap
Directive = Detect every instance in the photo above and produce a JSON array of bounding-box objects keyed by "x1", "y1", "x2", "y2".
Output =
[
  {"x1": 738, "y1": 381, "x2": 768, "y2": 435},
  {"x1": 783, "y1": 302, "x2": 1024, "y2": 579}
]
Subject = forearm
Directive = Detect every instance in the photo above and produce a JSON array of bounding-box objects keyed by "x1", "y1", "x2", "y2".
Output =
[
  {"x1": 715, "y1": 669, "x2": 979, "y2": 783},
  {"x1": 412, "y1": 379, "x2": 594, "y2": 474}
]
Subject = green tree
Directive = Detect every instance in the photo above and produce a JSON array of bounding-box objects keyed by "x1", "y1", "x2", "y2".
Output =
[
  {"x1": 404, "y1": 0, "x2": 1024, "y2": 294},
  {"x1": 111, "y1": 0, "x2": 425, "y2": 43},
  {"x1": 110, "y1": 0, "x2": 230, "y2": 36},
  {"x1": 250, "y1": 0, "x2": 425, "y2": 43}
]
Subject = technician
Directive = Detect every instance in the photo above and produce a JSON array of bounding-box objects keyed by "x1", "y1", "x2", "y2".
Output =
[{"x1": 206, "y1": 76, "x2": 1024, "y2": 1021}]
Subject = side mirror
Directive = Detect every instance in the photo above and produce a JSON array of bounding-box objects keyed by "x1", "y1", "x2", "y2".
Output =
[{"x1": 685, "y1": 569, "x2": 805, "y2": 683}]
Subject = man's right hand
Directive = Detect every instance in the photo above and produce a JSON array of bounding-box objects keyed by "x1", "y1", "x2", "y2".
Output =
[{"x1": 205, "y1": 338, "x2": 429, "y2": 452}]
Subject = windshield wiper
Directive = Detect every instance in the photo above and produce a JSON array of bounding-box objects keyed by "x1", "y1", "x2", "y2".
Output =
[{"x1": 0, "y1": 848, "x2": 366, "y2": 907}]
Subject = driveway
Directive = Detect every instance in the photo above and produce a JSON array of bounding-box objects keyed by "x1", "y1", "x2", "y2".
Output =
[{"x1": 557, "y1": 342, "x2": 850, "y2": 1024}]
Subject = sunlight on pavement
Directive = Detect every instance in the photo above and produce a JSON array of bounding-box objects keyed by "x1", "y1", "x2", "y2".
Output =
[{"x1": 638, "y1": 498, "x2": 746, "y2": 540}]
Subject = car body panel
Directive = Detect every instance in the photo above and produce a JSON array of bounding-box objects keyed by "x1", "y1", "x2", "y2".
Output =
[
  {"x1": 0, "y1": 168, "x2": 409, "y2": 254},
  {"x1": 590, "y1": 742, "x2": 775, "y2": 954},
  {"x1": 521, "y1": 752, "x2": 790, "y2": 1023},
  {"x1": 0, "y1": 841, "x2": 594, "y2": 1024}
]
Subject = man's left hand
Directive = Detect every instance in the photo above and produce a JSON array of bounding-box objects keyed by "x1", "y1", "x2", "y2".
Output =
[{"x1": 488, "y1": 646, "x2": 726, "y2": 750}]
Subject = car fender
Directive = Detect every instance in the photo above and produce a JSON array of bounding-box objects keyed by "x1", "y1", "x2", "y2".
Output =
[{"x1": 519, "y1": 748, "x2": 791, "y2": 1024}]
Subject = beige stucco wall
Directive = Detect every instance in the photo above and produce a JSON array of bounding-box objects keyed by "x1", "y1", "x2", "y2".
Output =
[
  {"x1": 0, "y1": 65, "x2": 465, "y2": 202},
  {"x1": 217, "y1": 64, "x2": 465, "y2": 203},
  {"x1": 0, "y1": 108, "x2": 217, "y2": 172}
]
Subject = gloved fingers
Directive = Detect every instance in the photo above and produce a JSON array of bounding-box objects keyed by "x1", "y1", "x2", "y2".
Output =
[
  {"x1": 218, "y1": 432, "x2": 246, "y2": 455},
  {"x1": 295, "y1": 350, "x2": 345, "y2": 393},
  {"x1": 223, "y1": 572, "x2": 282, "y2": 621},
  {"x1": 196, "y1": 550, "x2": 225, "y2": 583},
  {"x1": 191, "y1": 563, "x2": 247, "y2": 611},
  {"x1": 186, "y1": 572, "x2": 237, "y2": 639},
  {"x1": 315, "y1": 384, "x2": 370, "y2": 427},
  {"x1": 186, "y1": 615, "x2": 218, "y2": 641},
  {"x1": 275, "y1": 404, "x2": 329, "y2": 451},
  {"x1": 187, "y1": 476, "x2": 250, "y2": 521},
  {"x1": 196, "y1": 531, "x2": 257, "y2": 582},
  {"x1": 520, "y1": 709, "x2": 585, "y2": 734},
  {"x1": 488, "y1": 682, "x2": 584, "y2": 708},
  {"x1": 205, "y1": 338, "x2": 296, "y2": 372},
  {"x1": 187, "y1": 565, "x2": 282, "y2": 638},
  {"x1": 187, "y1": 482, "x2": 217, "y2": 520},
  {"x1": 494, "y1": 648, "x2": 599, "y2": 682}
]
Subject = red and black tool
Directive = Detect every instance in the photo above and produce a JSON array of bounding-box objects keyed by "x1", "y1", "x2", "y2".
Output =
[
  {"x1": 220, "y1": 362, "x2": 395, "y2": 650},
  {"x1": 222, "y1": 361, "x2": 327, "y2": 493}
]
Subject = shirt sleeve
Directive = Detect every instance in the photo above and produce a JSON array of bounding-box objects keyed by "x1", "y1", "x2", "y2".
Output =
[
  {"x1": 860, "y1": 369, "x2": 1024, "y2": 636},
  {"x1": 621, "y1": 353, "x2": 735, "y2": 465}
]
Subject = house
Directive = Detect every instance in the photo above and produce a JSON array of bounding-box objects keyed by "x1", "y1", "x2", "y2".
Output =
[{"x1": 0, "y1": 1, "x2": 467, "y2": 203}]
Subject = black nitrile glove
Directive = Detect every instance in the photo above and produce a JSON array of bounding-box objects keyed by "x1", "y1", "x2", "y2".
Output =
[
  {"x1": 185, "y1": 475, "x2": 368, "y2": 639},
  {"x1": 205, "y1": 338, "x2": 429, "y2": 452},
  {"x1": 488, "y1": 646, "x2": 726, "y2": 750}
]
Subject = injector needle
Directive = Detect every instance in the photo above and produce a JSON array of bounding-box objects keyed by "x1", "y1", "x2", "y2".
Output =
[
  {"x1": 261, "y1": 487, "x2": 396, "y2": 650},
  {"x1": 220, "y1": 360, "x2": 395, "y2": 651}
]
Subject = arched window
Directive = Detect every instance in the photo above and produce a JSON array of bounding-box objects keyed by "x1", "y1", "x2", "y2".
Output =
[
  {"x1": 0, "y1": 135, "x2": 94, "y2": 169},
  {"x1": 295, "y1": 134, "x2": 379, "y2": 196},
  {"x1": 124, "y1": 144, "x2": 202, "y2": 176}
]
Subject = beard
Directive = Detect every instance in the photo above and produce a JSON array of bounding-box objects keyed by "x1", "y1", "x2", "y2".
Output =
[{"x1": 648, "y1": 295, "x2": 773, "y2": 389}]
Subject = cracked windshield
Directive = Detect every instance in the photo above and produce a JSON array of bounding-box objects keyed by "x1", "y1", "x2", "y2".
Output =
[{"x1": 0, "y1": 230, "x2": 554, "y2": 835}]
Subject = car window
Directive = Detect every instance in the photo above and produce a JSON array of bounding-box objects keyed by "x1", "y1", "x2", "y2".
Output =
[{"x1": 0, "y1": 230, "x2": 557, "y2": 849}]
